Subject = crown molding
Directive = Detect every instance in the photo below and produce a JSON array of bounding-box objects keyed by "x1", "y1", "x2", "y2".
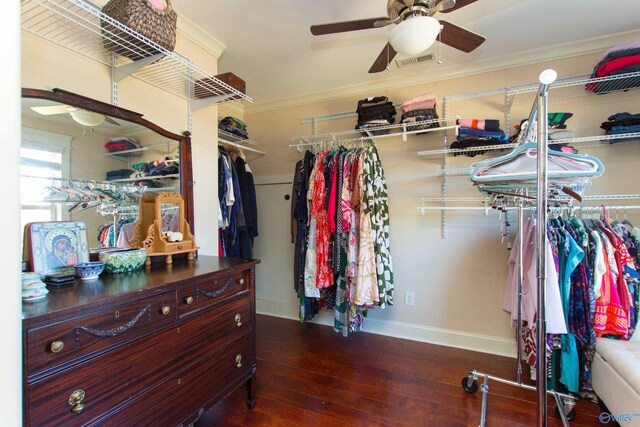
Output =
[
  {"x1": 177, "y1": 15, "x2": 226, "y2": 59},
  {"x1": 218, "y1": 101, "x2": 245, "y2": 118},
  {"x1": 245, "y1": 29, "x2": 640, "y2": 115}
]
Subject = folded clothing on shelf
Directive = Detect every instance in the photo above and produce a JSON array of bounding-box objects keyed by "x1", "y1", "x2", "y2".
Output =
[
  {"x1": 219, "y1": 116, "x2": 248, "y2": 139},
  {"x1": 548, "y1": 112, "x2": 573, "y2": 128},
  {"x1": 508, "y1": 113, "x2": 575, "y2": 143},
  {"x1": 398, "y1": 93, "x2": 439, "y2": 132},
  {"x1": 600, "y1": 112, "x2": 640, "y2": 144},
  {"x1": 458, "y1": 127, "x2": 508, "y2": 142},
  {"x1": 601, "y1": 112, "x2": 640, "y2": 130},
  {"x1": 105, "y1": 168, "x2": 134, "y2": 181},
  {"x1": 548, "y1": 129, "x2": 576, "y2": 140},
  {"x1": 104, "y1": 137, "x2": 142, "y2": 156},
  {"x1": 586, "y1": 41, "x2": 640, "y2": 93},
  {"x1": 132, "y1": 162, "x2": 150, "y2": 173},
  {"x1": 401, "y1": 92, "x2": 436, "y2": 112},
  {"x1": 355, "y1": 96, "x2": 396, "y2": 130},
  {"x1": 400, "y1": 108, "x2": 440, "y2": 131},
  {"x1": 456, "y1": 118, "x2": 500, "y2": 132},
  {"x1": 449, "y1": 136, "x2": 507, "y2": 157},
  {"x1": 148, "y1": 156, "x2": 179, "y2": 176},
  {"x1": 450, "y1": 118, "x2": 507, "y2": 157}
]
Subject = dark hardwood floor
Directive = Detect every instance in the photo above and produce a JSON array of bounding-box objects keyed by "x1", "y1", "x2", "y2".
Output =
[{"x1": 196, "y1": 314, "x2": 603, "y2": 426}]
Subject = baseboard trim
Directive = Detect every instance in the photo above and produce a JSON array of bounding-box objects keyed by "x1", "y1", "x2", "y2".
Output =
[{"x1": 257, "y1": 300, "x2": 516, "y2": 358}]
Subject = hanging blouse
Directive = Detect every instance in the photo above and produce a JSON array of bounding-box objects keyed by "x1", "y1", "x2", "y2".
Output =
[{"x1": 503, "y1": 218, "x2": 567, "y2": 333}]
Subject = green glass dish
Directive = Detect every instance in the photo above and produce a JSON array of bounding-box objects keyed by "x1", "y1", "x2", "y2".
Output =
[{"x1": 98, "y1": 248, "x2": 147, "y2": 274}]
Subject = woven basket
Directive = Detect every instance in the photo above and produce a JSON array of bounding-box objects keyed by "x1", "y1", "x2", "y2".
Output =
[{"x1": 101, "y1": 0, "x2": 177, "y2": 61}]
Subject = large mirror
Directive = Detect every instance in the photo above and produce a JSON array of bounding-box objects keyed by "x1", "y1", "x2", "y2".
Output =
[{"x1": 20, "y1": 88, "x2": 193, "y2": 253}]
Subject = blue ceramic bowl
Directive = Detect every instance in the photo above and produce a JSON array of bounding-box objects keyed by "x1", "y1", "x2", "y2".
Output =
[{"x1": 74, "y1": 261, "x2": 106, "y2": 280}]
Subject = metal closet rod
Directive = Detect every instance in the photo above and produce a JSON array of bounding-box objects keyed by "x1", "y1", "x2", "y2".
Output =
[
  {"x1": 22, "y1": 174, "x2": 148, "y2": 192},
  {"x1": 289, "y1": 137, "x2": 375, "y2": 152},
  {"x1": 417, "y1": 204, "x2": 640, "y2": 212}
]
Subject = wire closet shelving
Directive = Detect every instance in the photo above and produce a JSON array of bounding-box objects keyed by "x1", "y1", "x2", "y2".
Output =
[
  {"x1": 218, "y1": 129, "x2": 266, "y2": 156},
  {"x1": 21, "y1": 0, "x2": 252, "y2": 106}
]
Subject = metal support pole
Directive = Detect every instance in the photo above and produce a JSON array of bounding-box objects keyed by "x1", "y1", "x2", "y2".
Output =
[
  {"x1": 111, "y1": 53, "x2": 118, "y2": 106},
  {"x1": 442, "y1": 98, "x2": 449, "y2": 239},
  {"x1": 480, "y1": 374, "x2": 489, "y2": 427},
  {"x1": 535, "y1": 69, "x2": 556, "y2": 427},
  {"x1": 516, "y1": 202, "x2": 524, "y2": 384}
]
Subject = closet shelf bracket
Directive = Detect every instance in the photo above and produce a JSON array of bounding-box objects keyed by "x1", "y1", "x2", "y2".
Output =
[
  {"x1": 113, "y1": 54, "x2": 166, "y2": 82},
  {"x1": 191, "y1": 94, "x2": 240, "y2": 112}
]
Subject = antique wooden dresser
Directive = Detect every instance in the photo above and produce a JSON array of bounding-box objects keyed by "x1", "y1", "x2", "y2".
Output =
[{"x1": 22, "y1": 256, "x2": 259, "y2": 426}]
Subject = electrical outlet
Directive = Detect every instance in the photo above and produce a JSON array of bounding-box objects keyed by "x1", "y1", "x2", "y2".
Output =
[{"x1": 405, "y1": 292, "x2": 415, "y2": 306}]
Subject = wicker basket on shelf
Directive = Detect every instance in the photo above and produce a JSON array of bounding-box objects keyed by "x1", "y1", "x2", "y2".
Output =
[{"x1": 101, "y1": 0, "x2": 177, "y2": 61}]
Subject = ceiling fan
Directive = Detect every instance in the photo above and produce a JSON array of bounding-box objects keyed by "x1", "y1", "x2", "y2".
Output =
[
  {"x1": 30, "y1": 105, "x2": 121, "y2": 127},
  {"x1": 310, "y1": 0, "x2": 486, "y2": 73}
]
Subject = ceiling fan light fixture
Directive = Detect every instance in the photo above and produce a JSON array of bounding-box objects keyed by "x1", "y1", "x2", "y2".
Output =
[
  {"x1": 389, "y1": 16, "x2": 440, "y2": 56},
  {"x1": 69, "y1": 110, "x2": 105, "y2": 127}
]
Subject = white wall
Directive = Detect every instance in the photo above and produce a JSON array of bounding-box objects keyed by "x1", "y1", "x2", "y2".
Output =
[
  {"x1": 246, "y1": 53, "x2": 640, "y2": 357},
  {"x1": 4, "y1": 2, "x2": 23, "y2": 425}
]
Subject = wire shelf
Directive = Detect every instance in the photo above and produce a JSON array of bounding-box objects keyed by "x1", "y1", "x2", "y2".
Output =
[
  {"x1": 417, "y1": 132, "x2": 640, "y2": 157},
  {"x1": 291, "y1": 118, "x2": 458, "y2": 147},
  {"x1": 218, "y1": 129, "x2": 266, "y2": 155},
  {"x1": 506, "y1": 71, "x2": 640, "y2": 106},
  {"x1": 21, "y1": 0, "x2": 252, "y2": 104}
]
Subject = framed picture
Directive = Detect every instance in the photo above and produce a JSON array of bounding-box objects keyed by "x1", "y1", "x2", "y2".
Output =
[{"x1": 25, "y1": 221, "x2": 90, "y2": 275}]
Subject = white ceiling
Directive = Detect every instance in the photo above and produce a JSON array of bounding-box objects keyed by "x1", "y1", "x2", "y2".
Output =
[{"x1": 171, "y1": 0, "x2": 640, "y2": 107}]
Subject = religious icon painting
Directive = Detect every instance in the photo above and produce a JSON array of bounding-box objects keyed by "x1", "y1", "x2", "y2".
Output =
[{"x1": 25, "y1": 221, "x2": 90, "y2": 275}]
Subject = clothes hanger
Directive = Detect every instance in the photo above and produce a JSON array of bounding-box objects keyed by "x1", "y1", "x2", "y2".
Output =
[{"x1": 470, "y1": 140, "x2": 605, "y2": 184}]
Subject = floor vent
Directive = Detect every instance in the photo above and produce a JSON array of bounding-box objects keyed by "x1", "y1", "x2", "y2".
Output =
[{"x1": 395, "y1": 53, "x2": 434, "y2": 68}]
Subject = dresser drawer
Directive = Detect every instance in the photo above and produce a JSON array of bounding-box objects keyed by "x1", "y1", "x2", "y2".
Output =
[
  {"x1": 25, "y1": 297, "x2": 253, "y2": 427},
  {"x1": 102, "y1": 333, "x2": 255, "y2": 426},
  {"x1": 25, "y1": 290, "x2": 176, "y2": 378},
  {"x1": 178, "y1": 269, "x2": 250, "y2": 315}
]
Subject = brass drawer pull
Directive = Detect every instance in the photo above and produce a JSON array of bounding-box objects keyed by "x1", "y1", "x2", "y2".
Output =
[
  {"x1": 161, "y1": 305, "x2": 171, "y2": 315},
  {"x1": 185, "y1": 296, "x2": 194, "y2": 305},
  {"x1": 235, "y1": 354, "x2": 242, "y2": 368},
  {"x1": 50, "y1": 340, "x2": 64, "y2": 353},
  {"x1": 234, "y1": 313, "x2": 242, "y2": 327},
  {"x1": 69, "y1": 389, "x2": 86, "y2": 414}
]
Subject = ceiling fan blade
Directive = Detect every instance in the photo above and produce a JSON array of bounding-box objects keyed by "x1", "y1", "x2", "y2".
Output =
[
  {"x1": 433, "y1": 0, "x2": 457, "y2": 13},
  {"x1": 30, "y1": 105, "x2": 74, "y2": 115},
  {"x1": 369, "y1": 43, "x2": 398, "y2": 74},
  {"x1": 438, "y1": 0, "x2": 479, "y2": 13},
  {"x1": 104, "y1": 116, "x2": 121, "y2": 126},
  {"x1": 439, "y1": 20, "x2": 485, "y2": 53},
  {"x1": 311, "y1": 17, "x2": 389, "y2": 35}
]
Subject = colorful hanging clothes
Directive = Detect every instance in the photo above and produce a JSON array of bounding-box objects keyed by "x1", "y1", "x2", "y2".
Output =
[
  {"x1": 291, "y1": 146, "x2": 394, "y2": 336},
  {"x1": 504, "y1": 213, "x2": 640, "y2": 394}
]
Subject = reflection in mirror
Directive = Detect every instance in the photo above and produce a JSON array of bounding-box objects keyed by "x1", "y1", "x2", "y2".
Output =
[
  {"x1": 20, "y1": 89, "x2": 193, "y2": 254},
  {"x1": 161, "y1": 203, "x2": 180, "y2": 233}
]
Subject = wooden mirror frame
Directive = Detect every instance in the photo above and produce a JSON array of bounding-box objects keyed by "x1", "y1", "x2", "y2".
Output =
[{"x1": 21, "y1": 87, "x2": 195, "y2": 235}]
